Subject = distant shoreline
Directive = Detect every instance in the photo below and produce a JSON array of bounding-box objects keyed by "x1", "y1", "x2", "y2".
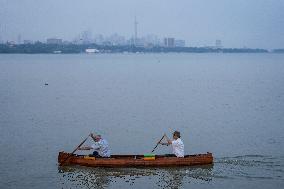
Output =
[{"x1": 1, "y1": 43, "x2": 283, "y2": 54}]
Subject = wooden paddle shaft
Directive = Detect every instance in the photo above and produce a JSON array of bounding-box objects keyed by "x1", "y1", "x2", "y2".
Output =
[
  {"x1": 151, "y1": 134, "x2": 166, "y2": 153},
  {"x1": 71, "y1": 135, "x2": 90, "y2": 154}
]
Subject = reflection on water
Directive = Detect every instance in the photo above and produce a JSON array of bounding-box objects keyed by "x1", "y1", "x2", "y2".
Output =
[
  {"x1": 58, "y1": 155, "x2": 284, "y2": 189},
  {"x1": 58, "y1": 165, "x2": 213, "y2": 189}
]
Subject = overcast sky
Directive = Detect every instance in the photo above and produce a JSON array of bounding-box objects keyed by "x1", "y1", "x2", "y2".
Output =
[{"x1": 0, "y1": 0, "x2": 283, "y2": 49}]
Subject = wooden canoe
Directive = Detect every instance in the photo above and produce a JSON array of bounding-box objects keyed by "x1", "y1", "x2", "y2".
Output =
[{"x1": 58, "y1": 151, "x2": 213, "y2": 167}]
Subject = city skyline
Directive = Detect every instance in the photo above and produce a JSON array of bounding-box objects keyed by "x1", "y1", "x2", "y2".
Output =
[
  {"x1": 7, "y1": 31, "x2": 188, "y2": 47},
  {"x1": 0, "y1": 0, "x2": 283, "y2": 49}
]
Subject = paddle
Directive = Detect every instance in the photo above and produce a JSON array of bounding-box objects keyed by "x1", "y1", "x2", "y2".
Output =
[
  {"x1": 151, "y1": 134, "x2": 166, "y2": 153},
  {"x1": 59, "y1": 133, "x2": 91, "y2": 166}
]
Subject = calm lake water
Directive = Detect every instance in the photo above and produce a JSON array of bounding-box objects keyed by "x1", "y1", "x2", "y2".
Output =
[{"x1": 0, "y1": 53, "x2": 284, "y2": 188}]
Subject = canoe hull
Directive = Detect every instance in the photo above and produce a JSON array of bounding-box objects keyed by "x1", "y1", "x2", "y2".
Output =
[{"x1": 58, "y1": 152, "x2": 213, "y2": 167}]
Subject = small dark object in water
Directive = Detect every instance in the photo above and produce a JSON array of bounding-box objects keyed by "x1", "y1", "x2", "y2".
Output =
[{"x1": 45, "y1": 83, "x2": 48, "y2": 86}]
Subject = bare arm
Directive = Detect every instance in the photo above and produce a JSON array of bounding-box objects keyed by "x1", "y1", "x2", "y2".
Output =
[
  {"x1": 159, "y1": 142, "x2": 170, "y2": 146},
  {"x1": 164, "y1": 135, "x2": 172, "y2": 144},
  {"x1": 78, "y1": 146, "x2": 93, "y2": 150},
  {"x1": 159, "y1": 135, "x2": 172, "y2": 145},
  {"x1": 77, "y1": 133, "x2": 100, "y2": 150}
]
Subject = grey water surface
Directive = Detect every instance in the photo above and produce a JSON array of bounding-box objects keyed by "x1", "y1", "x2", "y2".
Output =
[{"x1": 0, "y1": 53, "x2": 284, "y2": 188}]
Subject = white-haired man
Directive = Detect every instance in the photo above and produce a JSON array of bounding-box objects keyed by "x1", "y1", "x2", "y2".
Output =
[{"x1": 78, "y1": 133, "x2": 111, "y2": 157}]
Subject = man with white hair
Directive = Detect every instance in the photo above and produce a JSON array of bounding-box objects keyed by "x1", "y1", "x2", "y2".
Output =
[{"x1": 78, "y1": 133, "x2": 111, "y2": 157}]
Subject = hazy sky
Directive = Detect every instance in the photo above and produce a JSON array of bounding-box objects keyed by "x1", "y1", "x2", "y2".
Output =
[{"x1": 0, "y1": 0, "x2": 283, "y2": 49}]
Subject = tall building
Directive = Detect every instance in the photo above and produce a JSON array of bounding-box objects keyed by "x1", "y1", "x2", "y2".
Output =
[
  {"x1": 17, "y1": 34, "x2": 22, "y2": 44},
  {"x1": 0, "y1": 23, "x2": 2, "y2": 44},
  {"x1": 94, "y1": 34, "x2": 104, "y2": 45},
  {"x1": 215, "y1": 40, "x2": 222, "y2": 48},
  {"x1": 108, "y1": 33, "x2": 126, "y2": 46},
  {"x1": 144, "y1": 34, "x2": 160, "y2": 46},
  {"x1": 164, "y1": 38, "x2": 175, "y2": 47},
  {"x1": 46, "y1": 38, "x2": 63, "y2": 44},
  {"x1": 134, "y1": 17, "x2": 138, "y2": 46},
  {"x1": 81, "y1": 30, "x2": 92, "y2": 44}
]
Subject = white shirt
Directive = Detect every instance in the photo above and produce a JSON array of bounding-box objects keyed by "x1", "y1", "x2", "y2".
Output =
[
  {"x1": 91, "y1": 139, "x2": 111, "y2": 157},
  {"x1": 171, "y1": 138, "x2": 184, "y2": 157}
]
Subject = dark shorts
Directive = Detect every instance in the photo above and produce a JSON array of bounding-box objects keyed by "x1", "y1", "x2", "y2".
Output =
[{"x1": 91, "y1": 151, "x2": 101, "y2": 157}]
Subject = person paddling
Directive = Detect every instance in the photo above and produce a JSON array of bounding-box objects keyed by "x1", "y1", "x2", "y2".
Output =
[
  {"x1": 161, "y1": 131, "x2": 184, "y2": 157},
  {"x1": 78, "y1": 133, "x2": 111, "y2": 157}
]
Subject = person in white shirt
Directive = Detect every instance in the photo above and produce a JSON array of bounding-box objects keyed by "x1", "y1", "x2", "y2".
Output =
[
  {"x1": 161, "y1": 131, "x2": 184, "y2": 157},
  {"x1": 78, "y1": 134, "x2": 111, "y2": 157}
]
